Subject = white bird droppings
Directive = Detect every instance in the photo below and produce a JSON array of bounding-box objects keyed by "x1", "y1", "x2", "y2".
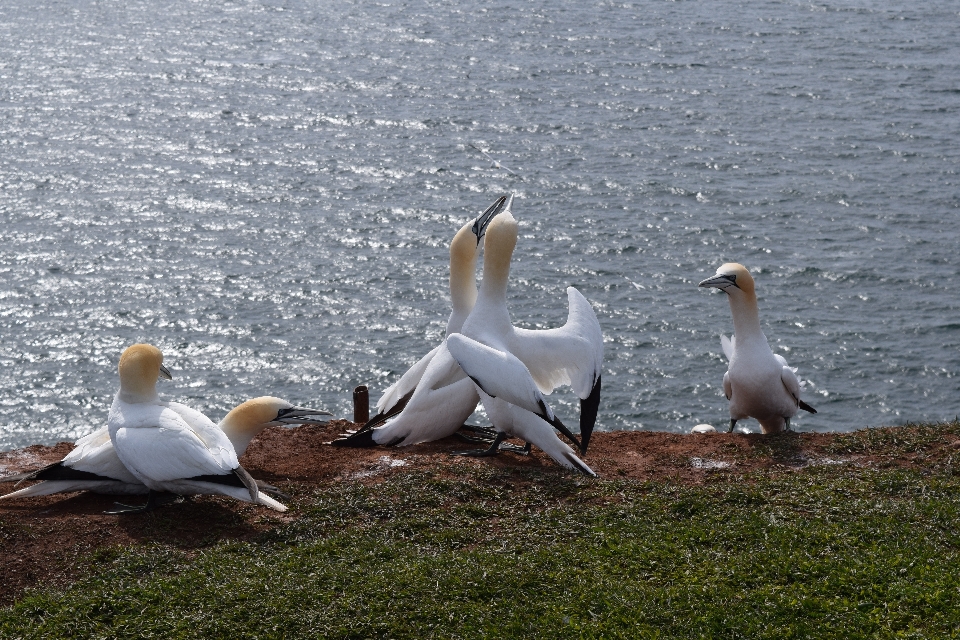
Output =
[{"x1": 690, "y1": 457, "x2": 731, "y2": 470}]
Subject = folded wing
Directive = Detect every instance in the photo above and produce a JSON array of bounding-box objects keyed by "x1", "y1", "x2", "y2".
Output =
[
  {"x1": 63, "y1": 426, "x2": 140, "y2": 484},
  {"x1": 721, "y1": 335, "x2": 735, "y2": 361},
  {"x1": 375, "y1": 344, "x2": 442, "y2": 415},
  {"x1": 113, "y1": 406, "x2": 238, "y2": 484},
  {"x1": 446, "y1": 333, "x2": 555, "y2": 422}
]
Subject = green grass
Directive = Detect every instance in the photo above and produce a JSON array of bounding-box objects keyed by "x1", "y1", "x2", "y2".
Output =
[
  {"x1": 826, "y1": 420, "x2": 960, "y2": 458},
  {"x1": 3, "y1": 455, "x2": 960, "y2": 638}
]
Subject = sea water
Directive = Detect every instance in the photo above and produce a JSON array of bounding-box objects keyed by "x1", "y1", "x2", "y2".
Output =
[{"x1": 0, "y1": 0, "x2": 958, "y2": 449}]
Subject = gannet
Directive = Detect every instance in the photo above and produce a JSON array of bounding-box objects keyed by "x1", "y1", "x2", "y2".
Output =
[
  {"x1": 445, "y1": 203, "x2": 603, "y2": 475},
  {"x1": 104, "y1": 344, "x2": 288, "y2": 513},
  {"x1": 0, "y1": 396, "x2": 332, "y2": 501},
  {"x1": 333, "y1": 196, "x2": 508, "y2": 448},
  {"x1": 698, "y1": 263, "x2": 817, "y2": 434},
  {"x1": 691, "y1": 424, "x2": 717, "y2": 434}
]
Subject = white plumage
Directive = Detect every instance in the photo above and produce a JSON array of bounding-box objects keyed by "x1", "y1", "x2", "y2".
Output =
[
  {"x1": 334, "y1": 196, "x2": 508, "y2": 448},
  {"x1": 447, "y1": 202, "x2": 603, "y2": 475},
  {"x1": 699, "y1": 263, "x2": 817, "y2": 434},
  {"x1": 104, "y1": 344, "x2": 285, "y2": 512},
  {"x1": 1, "y1": 395, "x2": 331, "y2": 502}
]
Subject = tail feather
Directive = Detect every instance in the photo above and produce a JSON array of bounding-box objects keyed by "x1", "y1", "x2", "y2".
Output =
[
  {"x1": 561, "y1": 450, "x2": 597, "y2": 477},
  {"x1": 169, "y1": 481, "x2": 288, "y2": 512},
  {"x1": 798, "y1": 399, "x2": 817, "y2": 414}
]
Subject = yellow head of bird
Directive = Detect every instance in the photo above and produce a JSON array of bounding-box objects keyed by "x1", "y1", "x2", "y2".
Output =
[
  {"x1": 117, "y1": 343, "x2": 171, "y2": 398},
  {"x1": 699, "y1": 262, "x2": 756, "y2": 298}
]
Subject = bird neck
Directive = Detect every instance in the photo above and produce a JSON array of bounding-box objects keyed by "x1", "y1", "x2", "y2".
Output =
[
  {"x1": 449, "y1": 225, "x2": 479, "y2": 316},
  {"x1": 218, "y1": 418, "x2": 268, "y2": 457},
  {"x1": 477, "y1": 231, "x2": 515, "y2": 303},
  {"x1": 118, "y1": 384, "x2": 159, "y2": 404},
  {"x1": 728, "y1": 293, "x2": 763, "y2": 339}
]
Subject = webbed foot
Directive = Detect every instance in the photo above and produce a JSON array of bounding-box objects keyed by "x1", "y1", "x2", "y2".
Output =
[{"x1": 105, "y1": 491, "x2": 180, "y2": 515}]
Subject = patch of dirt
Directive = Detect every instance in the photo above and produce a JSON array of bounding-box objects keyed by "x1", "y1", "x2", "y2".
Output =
[{"x1": 0, "y1": 420, "x2": 956, "y2": 605}]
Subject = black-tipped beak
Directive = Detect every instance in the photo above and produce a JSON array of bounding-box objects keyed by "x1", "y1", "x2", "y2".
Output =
[
  {"x1": 275, "y1": 406, "x2": 335, "y2": 425},
  {"x1": 158, "y1": 364, "x2": 173, "y2": 380},
  {"x1": 471, "y1": 194, "x2": 509, "y2": 245},
  {"x1": 698, "y1": 273, "x2": 739, "y2": 290}
]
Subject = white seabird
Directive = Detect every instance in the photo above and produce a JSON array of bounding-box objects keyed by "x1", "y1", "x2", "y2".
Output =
[
  {"x1": 698, "y1": 262, "x2": 817, "y2": 434},
  {"x1": 445, "y1": 203, "x2": 603, "y2": 475},
  {"x1": 105, "y1": 344, "x2": 291, "y2": 513},
  {"x1": 1, "y1": 395, "x2": 332, "y2": 501},
  {"x1": 691, "y1": 424, "x2": 717, "y2": 434},
  {"x1": 333, "y1": 196, "x2": 508, "y2": 448}
]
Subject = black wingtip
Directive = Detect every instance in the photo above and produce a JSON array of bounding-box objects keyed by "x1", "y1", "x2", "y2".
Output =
[
  {"x1": 563, "y1": 451, "x2": 597, "y2": 477},
  {"x1": 3, "y1": 462, "x2": 115, "y2": 487},
  {"x1": 356, "y1": 388, "x2": 415, "y2": 433},
  {"x1": 546, "y1": 414, "x2": 581, "y2": 453},
  {"x1": 798, "y1": 400, "x2": 817, "y2": 414},
  {"x1": 535, "y1": 397, "x2": 582, "y2": 452},
  {"x1": 330, "y1": 428, "x2": 379, "y2": 448},
  {"x1": 578, "y1": 375, "x2": 602, "y2": 454}
]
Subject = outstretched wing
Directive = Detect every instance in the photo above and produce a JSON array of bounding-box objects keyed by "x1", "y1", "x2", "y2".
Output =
[
  {"x1": 507, "y1": 287, "x2": 602, "y2": 452},
  {"x1": 509, "y1": 287, "x2": 603, "y2": 400}
]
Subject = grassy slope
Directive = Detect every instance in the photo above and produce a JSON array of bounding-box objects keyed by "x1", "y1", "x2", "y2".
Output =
[{"x1": 3, "y1": 424, "x2": 960, "y2": 639}]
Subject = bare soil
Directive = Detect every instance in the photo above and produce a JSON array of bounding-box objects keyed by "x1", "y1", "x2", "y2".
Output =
[{"x1": 1, "y1": 420, "x2": 957, "y2": 606}]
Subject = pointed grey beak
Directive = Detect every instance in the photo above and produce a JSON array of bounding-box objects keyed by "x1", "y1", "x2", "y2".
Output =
[
  {"x1": 275, "y1": 406, "x2": 335, "y2": 425},
  {"x1": 471, "y1": 195, "x2": 509, "y2": 245},
  {"x1": 698, "y1": 273, "x2": 739, "y2": 290},
  {"x1": 159, "y1": 364, "x2": 173, "y2": 380}
]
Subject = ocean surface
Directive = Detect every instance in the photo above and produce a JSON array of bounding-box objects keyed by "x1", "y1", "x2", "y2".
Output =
[{"x1": 0, "y1": 0, "x2": 958, "y2": 450}]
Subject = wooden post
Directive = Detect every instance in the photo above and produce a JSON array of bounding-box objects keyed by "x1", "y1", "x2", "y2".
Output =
[{"x1": 352, "y1": 385, "x2": 369, "y2": 424}]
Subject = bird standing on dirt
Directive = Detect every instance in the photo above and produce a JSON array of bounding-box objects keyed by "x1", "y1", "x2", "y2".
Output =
[
  {"x1": 699, "y1": 263, "x2": 816, "y2": 434},
  {"x1": 446, "y1": 201, "x2": 602, "y2": 475}
]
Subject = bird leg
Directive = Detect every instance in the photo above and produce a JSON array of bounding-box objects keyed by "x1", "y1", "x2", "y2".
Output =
[
  {"x1": 454, "y1": 424, "x2": 500, "y2": 444},
  {"x1": 454, "y1": 431, "x2": 508, "y2": 457},
  {"x1": 784, "y1": 417, "x2": 791, "y2": 432},
  {"x1": 454, "y1": 432, "x2": 496, "y2": 444},
  {"x1": 728, "y1": 419, "x2": 738, "y2": 434},
  {"x1": 105, "y1": 491, "x2": 180, "y2": 515},
  {"x1": 497, "y1": 441, "x2": 532, "y2": 456},
  {"x1": 459, "y1": 424, "x2": 499, "y2": 437}
]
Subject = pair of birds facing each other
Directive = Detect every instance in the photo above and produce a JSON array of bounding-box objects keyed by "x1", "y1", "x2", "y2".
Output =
[
  {"x1": 2, "y1": 213, "x2": 816, "y2": 505},
  {"x1": 335, "y1": 194, "x2": 603, "y2": 477},
  {"x1": 1, "y1": 344, "x2": 334, "y2": 513},
  {"x1": 699, "y1": 263, "x2": 817, "y2": 434}
]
